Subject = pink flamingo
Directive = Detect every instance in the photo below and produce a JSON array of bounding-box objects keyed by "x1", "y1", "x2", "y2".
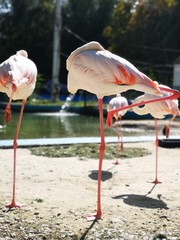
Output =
[
  {"x1": 132, "y1": 85, "x2": 179, "y2": 184},
  {"x1": 0, "y1": 50, "x2": 37, "y2": 208},
  {"x1": 66, "y1": 41, "x2": 168, "y2": 220},
  {"x1": 107, "y1": 94, "x2": 128, "y2": 164},
  {"x1": 67, "y1": 42, "x2": 180, "y2": 220}
]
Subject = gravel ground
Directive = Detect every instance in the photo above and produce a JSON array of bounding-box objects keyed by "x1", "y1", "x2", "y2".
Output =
[
  {"x1": 0, "y1": 134, "x2": 180, "y2": 239},
  {"x1": 0, "y1": 203, "x2": 179, "y2": 240}
]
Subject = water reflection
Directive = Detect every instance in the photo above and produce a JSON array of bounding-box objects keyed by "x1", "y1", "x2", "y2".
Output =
[
  {"x1": 0, "y1": 111, "x2": 110, "y2": 139},
  {"x1": 0, "y1": 110, "x2": 156, "y2": 140}
]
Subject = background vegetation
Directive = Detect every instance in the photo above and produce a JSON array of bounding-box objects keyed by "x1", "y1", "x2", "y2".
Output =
[{"x1": 0, "y1": 0, "x2": 180, "y2": 98}]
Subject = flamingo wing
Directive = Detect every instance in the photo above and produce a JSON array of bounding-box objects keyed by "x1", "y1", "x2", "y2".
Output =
[{"x1": 67, "y1": 41, "x2": 160, "y2": 98}]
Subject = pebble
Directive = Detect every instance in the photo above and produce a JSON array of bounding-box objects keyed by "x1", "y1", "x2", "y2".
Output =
[{"x1": 0, "y1": 206, "x2": 179, "y2": 240}]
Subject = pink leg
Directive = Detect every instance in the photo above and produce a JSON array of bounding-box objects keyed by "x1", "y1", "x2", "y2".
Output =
[
  {"x1": 165, "y1": 115, "x2": 175, "y2": 138},
  {"x1": 165, "y1": 125, "x2": 169, "y2": 138},
  {"x1": 152, "y1": 119, "x2": 161, "y2": 184},
  {"x1": 6, "y1": 99, "x2": 26, "y2": 208},
  {"x1": 87, "y1": 98, "x2": 104, "y2": 220},
  {"x1": 113, "y1": 117, "x2": 123, "y2": 165},
  {"x1": 119, "y1": 117, "x2": 124, "y2": 153}
]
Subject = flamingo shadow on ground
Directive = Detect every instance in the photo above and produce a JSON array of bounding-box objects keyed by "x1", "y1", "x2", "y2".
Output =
[
  {"x1": 80, "y1": 219, "x2": 97, "y2": 240},
  {"x1": 88, "y1": 170, "x2": 113, "y2": 181},
  {"x1": 112, "y1": 194, "x2": 169, "y2": 209}
]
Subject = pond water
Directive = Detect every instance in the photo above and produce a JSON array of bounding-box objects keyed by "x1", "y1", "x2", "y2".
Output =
[{"x1": 0, "y1": 110, "x2": 151, "y2": 140}]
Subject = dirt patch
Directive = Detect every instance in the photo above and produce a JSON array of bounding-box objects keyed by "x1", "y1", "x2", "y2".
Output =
[{"x1": 0, "y1": 141, "x2": 180, "y2": 239}]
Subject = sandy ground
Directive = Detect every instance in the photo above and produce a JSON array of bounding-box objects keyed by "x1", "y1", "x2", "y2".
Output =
[{"x1": 0, "y1": 137, "x2": 180, "y2": 239}]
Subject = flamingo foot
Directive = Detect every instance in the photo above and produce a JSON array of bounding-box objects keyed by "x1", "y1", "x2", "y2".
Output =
[
  {"x1": 113, "y1": 160, "x2": 120, "y2": 165},
  {"x1": 5, "y1": 200, "x2": 22, "y2": 209},
  {"x1": 86, "y1": 212, "x2": 102, "y2": 221},
  {"x1": 85, "y1": 209, "x2": 102, "y2": 221},
  {"x1": 152, "y1": 178, "x2": 162, "y2": 184},
  {"x1": 86, "y1": 214, "x2": 97, "y2": 221}
]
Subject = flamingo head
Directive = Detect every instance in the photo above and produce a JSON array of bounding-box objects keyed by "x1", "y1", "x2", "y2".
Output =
[{"x1": 16, "y1": 50, "x2": 28, "y2": 58}]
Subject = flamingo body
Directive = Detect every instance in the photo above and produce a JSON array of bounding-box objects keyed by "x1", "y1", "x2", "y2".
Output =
[
  {"x1": 107, "y1": 94, "x2": 128, "y2": 120},
  {"x1": 107, "y1": 94, "x2": 128, "y2": 164},
  {"x1": 0, "y1": 50, "x2": 37, "y2": 101},
  {"x1": 66, "y1": 41, "x2": 162, "y2": 220},
  {"x1": 132, "y1": 85, "x2": 179, "y2": 184},
  {"x1": 0, "y1": 50, "x2": 37, "y2": 208},
  {"x1": 67, "y1": 42, "x2": 160, "y2": 98},
  {"x1": 132, "y1": 85, "x2": 179, "y2": 119}
]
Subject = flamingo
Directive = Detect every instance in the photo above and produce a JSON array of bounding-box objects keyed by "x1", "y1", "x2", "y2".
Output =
[
  {"x1": 106, "y1": 85, "x2": 180, "y2": 128},
  {"x1": 107, "y1": 94, "x2": 128, "y2": 164},
  {"x1": 132, "y1": 85, "x2": 179, "y2": 184},
  {"x1": 66, "y1": 41, "x2": 167, "y2": 220},
  {"x1": 0, "y1": 50, "x2": 37, "y2": 208}
]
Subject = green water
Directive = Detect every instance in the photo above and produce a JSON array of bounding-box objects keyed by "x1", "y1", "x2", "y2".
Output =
[
  {"x1": 0, "y1": 111, "x2": 119, "y2": 140},
  {"x1": 0, "y1": 110, "x2": 153, "y2": 140}
]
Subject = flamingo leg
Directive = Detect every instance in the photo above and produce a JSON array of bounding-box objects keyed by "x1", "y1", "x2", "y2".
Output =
[
  {"x1": 152, "y1": 115, "x2": 175, "y2": 184},
  {"x1": 119, "y1": 116, "x2": 124, "y2": 152},
  {"x1": 165, "y1": 115, "x2": 175, "y2": 138},
  {"x1": 113, "y1": 116, "x2": 123, "y2": 165},
  {"x1": 6, "y1": 99, "x2": 26, "y2": 208},
  {"x1": 87, "y1": 98, "x2": 104, "y2": 221},
  {"x1": 152, "y1": 118, "x2": 161, "y2": 184}
]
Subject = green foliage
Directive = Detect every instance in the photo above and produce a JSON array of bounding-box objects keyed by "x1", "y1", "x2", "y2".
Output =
[
  {"x1": 61, "y1": 0, "x2": 118, "y2": 82},
  {"x1": 0, "y1": 0, "x2": 54, "y2": 79},
  {"x1": 0, "y1": 0, "x2": 180, "y2": 90},
  {"x1": 104, "y1": 0, "x2": 180, "y2": 85},
  {"x1": 35, "y1": 73, "x2": 45, "y2": 90},
  {"x1": 103, "y1": 1, "x2": 132, "y2": 52}
]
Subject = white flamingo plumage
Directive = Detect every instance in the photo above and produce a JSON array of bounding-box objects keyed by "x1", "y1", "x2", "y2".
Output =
[
  {"x1": 132, "y1": 85, "x2": 179, "y2": 184},
  {"x1": 0, "y1": 50, "x2": 37, "y2": 208},
  {"x1": 107, "y1": 94, "x2": 128, "y2": 164},
  {"x1": 66, "y1": 41, "x2": 165, "y2": 220},
  {"x1": 106, "y1": 84, "x2": 180, "y2": 128}
]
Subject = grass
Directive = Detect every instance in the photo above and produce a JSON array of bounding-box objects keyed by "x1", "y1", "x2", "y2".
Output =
[
  {"x1": 30, "y1": 143, "x2": 151, "y2": 159},
  {"x1": 26, "y1": 98, "x2": 98, "y2": 107}
]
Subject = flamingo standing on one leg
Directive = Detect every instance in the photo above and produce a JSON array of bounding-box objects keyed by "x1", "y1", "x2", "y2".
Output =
[
  {"x1": 132, "y1": 85, "x2": 179, "y2": 184},
  {"x1": 0, "y1": 50, "x2": 37, "y2": 208},
  {"x1": 107, "y1": 94, "x2": 128, "y2": 164},
  {"x1": 66, "y1": 41, "x2": 164, "y2": 220}
]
